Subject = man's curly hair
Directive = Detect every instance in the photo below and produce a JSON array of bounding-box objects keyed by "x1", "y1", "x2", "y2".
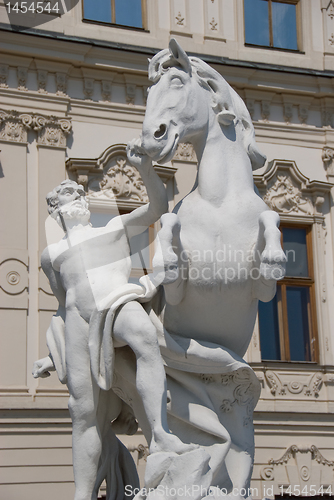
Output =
[{"x1": 46, "y1": 180, "x2": 85, "y2": 215}]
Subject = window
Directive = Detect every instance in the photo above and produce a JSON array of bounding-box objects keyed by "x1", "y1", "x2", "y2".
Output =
[
  {"x1": 244, "y1": 0, "x2": 299, "y2": 51},
  {"x1": 83, "y1": 0, "x2": 145, "y2": 29},
  {"x1": 259, "y1": 225, "x2": 318, "y2": 362}
]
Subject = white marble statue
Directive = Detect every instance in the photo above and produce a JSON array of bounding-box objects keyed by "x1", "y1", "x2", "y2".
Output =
[
  {"x1": 33, "y1": 39, "x2": 287, "y2": 500},
  {"x1": 32, "y1": 142, "x2": 193, "y2": 500},
  {"x1": 109, "y1": 39, "x2": 286, "y2": 500}
]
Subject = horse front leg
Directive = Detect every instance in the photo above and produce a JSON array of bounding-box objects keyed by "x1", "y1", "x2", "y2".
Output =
[
  {"x1": 152, "y1": 213, "x2": 187, "y2": 305},
  {"x1": 253, "y1": 210, "x2": 286, "y2": 302}
]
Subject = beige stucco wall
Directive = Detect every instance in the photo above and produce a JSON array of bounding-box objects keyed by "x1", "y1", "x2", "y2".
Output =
[{"x1": 1, "y1": 1, "x2": 334, "y2": 498}]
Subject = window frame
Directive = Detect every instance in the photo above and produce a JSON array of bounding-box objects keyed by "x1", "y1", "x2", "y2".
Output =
[
  {"x1": 259, "y1": 223, "x2": 319, "y2": 363},
  {"x1": 244, "y1": 0, "x2": 302, "y2": 53},
  {"x1": 82, "y1": 0, "x2": 147, "y2": 31}
]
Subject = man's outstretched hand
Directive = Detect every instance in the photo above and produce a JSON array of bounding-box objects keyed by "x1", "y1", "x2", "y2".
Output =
[{"x1": 32, "y1": 355, "x2": 55, "y2": 378}]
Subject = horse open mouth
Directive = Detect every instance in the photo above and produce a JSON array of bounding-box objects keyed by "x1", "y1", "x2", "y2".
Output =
[{"x1": 156, "y1": 134, "x2": 179, "y2": 164}]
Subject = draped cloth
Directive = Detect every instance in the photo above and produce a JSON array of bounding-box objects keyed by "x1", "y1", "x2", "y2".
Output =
[
  {"x1": 46, "y1": 276, "x2": 157, "y2": 389},
  {"x1": 136, "y1": 296, "x2": 261, "y2": 499},
  {"x1": 45, "y1": 276, "x2": 157, "y2": 500}
]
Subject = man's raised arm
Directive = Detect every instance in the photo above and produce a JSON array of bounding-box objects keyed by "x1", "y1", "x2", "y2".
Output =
[{"x1": 117, "y1": 139, "x2": 168, "y2": 239}]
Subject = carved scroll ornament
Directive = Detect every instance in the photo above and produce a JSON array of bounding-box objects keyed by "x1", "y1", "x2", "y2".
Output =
[{"x1": 0, "y1": 109, "x2": 72, "y2": 146}]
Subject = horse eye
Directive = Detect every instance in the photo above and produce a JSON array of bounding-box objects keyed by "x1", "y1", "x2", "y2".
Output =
[{"x1": 170, "y1": 76, "x2": 183, "y2": 87}]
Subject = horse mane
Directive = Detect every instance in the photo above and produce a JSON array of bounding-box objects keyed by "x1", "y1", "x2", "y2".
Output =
[{"x1": 148, "y1": 48, "x2": 266, "y2": 171}]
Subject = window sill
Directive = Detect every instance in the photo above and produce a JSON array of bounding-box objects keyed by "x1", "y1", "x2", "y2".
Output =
[
  {"x1": 253, "y1": 360, "x2": 319, "y2": 369},
  {"x1": 82, "y1": 18, "x2": 149, "y2": 33},
  {"x1": 244, "y1": 43, "x2": 304, "y2": 55}
]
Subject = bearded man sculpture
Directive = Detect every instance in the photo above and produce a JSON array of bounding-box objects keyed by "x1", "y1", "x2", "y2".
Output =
[{"x1": 33, "y1": 141, "x2": 194, "y2": 500}]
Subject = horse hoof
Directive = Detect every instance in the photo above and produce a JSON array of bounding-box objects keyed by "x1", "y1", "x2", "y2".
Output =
[{"x1": 260, "y1": 261, "x2": 286, "y2": 281}]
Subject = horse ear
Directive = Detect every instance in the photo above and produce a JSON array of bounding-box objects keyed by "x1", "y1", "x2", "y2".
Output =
[{"x1": 169, "y1": 38, "x2": 192, "y2": 75}]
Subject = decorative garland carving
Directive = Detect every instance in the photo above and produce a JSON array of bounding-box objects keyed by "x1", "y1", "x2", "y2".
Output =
[
  {"x1": 263, "y1": 174, "x2": 313, "y2": 215},
  {"x1": 219, "y1": 368, "x2": 261, "y2": 427},
  {"x1": 261, "y1": 445, "x2": 334, "y2": 484},
  {"x1": 89, "y1": 156, "x2": 148, "y2": 203},
  {"x1": 264, "y1": 370, "x2": 323, "y2": 398},
  {"x1": 67, "y1": 144, "x2": 177, "y2": 210},
  {"x1": 174, "y1": 143, "x2": 197, "y2": 162},
  {"x1": 269, "y1": 445, "x2": 334, "y2": 467},
  {"x1": 254, "y1": 160, "x2": 332, "y2": 220}
]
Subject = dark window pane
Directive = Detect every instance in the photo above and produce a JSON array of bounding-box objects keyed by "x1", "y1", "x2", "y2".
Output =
[
  {"x1": 259, "y1": 295, "x2": 281, "y2": 360},
  {"x1": 282, "y1": 227, "x2": 308, "y2": 277},
  {"x1": 272, "y1": 1, "x2": 298, "y2": 50},
  {"x1": 83, "y1": 0, "x2": 112, "y2": 22},
  {"x1": 244, "y1": 0, "x2": 270, "y2": 46},
  {"x1": 115, "y1": 0, "x2": 143, "y2": 28},
  {"x1": 286, "y1": 287, "x2": 311, "y2": 361}
]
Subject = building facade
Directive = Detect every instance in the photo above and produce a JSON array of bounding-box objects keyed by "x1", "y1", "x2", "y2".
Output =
[{"x1": 1, "y1": 0, "x2": 334, "y2": 498}]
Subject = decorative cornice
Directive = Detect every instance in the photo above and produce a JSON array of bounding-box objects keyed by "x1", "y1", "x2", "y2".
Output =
[{"x1": 66, "y1": 144, "x2": 177, "y2": 210}]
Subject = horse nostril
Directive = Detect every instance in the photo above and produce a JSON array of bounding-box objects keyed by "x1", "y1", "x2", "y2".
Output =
[{"x1": 154, "y1": 124, "x2": 167, "y2": 139}]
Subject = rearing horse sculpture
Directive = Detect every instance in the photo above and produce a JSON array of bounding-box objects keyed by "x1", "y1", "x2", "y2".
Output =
[
  {"x1": 142, "y1": 39, "x2": 286, "y2": 358},
  {"x1": 113, "y1": 40, "x2": 286, "y2": 499}
]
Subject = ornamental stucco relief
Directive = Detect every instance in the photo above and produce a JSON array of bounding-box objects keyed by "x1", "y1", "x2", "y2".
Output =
[
  {"x1": 0, "y1": 109, "x2": 72, "y2": 146},
  {"x1": 261, "y1": 445, "x2": 334, "y2": 488},
  {"x1": 264, "y1": 370, "x2": 323, "y2": 398}
]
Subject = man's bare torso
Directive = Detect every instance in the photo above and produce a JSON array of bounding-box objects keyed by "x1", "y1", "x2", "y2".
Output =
[{"x1": 46, "y1": 216, "x2": 132, "y2": 322}]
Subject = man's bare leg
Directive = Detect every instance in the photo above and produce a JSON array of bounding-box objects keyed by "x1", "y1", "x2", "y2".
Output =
[
  {"x1": 113, "y1": 301, "x2": 196, "y2": 454},
  {"x1": 65, "y1": 308, "x2": 102, "y2": 500}
]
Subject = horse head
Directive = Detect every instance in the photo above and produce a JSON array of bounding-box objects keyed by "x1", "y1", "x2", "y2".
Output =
[{"x1": 141, "y1": 39, "x2": 266, "y2": 170}]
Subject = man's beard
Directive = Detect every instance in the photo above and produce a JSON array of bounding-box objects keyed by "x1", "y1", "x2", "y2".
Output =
[{"x1": 57, "y1": 202, "x2": 91, "y2": 227}]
